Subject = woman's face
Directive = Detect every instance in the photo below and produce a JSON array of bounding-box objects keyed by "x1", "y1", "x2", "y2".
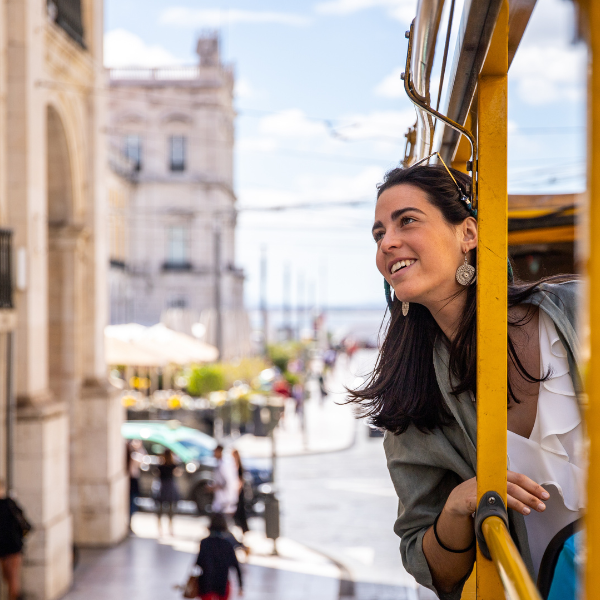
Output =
[{"x1": 373, "y1": 183, "x2": 477, "y2": 308}]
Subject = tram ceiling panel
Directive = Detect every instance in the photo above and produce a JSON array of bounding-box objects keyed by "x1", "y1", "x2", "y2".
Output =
[{"x1": 438, "y1": 0, "x2": 538, "y2": 163}]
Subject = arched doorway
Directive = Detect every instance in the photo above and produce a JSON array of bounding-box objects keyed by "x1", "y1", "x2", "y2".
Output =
[{"x1": 46, "y1": 105, "x2": 83, "y2": 408}]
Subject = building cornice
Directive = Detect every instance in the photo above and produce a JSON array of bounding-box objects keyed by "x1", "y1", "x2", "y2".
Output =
[{"x1": 44, "y1": 22, "x2": 94, "y2": 85}]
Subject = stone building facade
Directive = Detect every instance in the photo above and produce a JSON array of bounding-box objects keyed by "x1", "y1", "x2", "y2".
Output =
[
  {"x1": 0, "y1": 1, "x2": 128, "y2": 599},
  {"x1": 107, "y1": 34, "x2": 250, "y2": 360}
]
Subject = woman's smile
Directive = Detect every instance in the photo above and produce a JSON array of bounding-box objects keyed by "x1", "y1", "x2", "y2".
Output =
[{"x1": 389, "y1": 258, "x2": 417, "y2": 278}]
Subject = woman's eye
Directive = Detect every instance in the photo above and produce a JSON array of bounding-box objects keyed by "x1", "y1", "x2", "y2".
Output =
[
  {"x1": 401, "y1": 216, "x2": 416, "y2": 226},
  {"x1": 373, "y1": 231, "x2": 384, "y2": 242}
]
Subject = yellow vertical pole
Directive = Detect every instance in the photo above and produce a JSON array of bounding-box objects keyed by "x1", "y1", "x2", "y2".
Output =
[
  {"x1": 476, "y1": 2, "x2": 509, "y2": 599},
  {"x1": 583, "y1": 1, "x2": 600, "y2": 598}
]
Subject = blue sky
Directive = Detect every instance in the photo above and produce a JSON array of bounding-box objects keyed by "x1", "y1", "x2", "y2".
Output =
[{"x1": 105, "y1": 0, "x2": 587, "y2": 311}]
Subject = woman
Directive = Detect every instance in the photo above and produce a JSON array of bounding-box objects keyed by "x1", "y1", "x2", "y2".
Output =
[
  {"x1": 0, "y1": 479, "x2": 31, "y2": 600},
  {"x1": 350, "y1": 162, "x2": 583, "y2": 599},
  {"x1": 155, "y1": 449, "x2": 180, "y2": 536},
  {"x1": 195, "y1": 513, "x2": 243, "y2": 599},
  {"x1": 231, "y1": 449, "x2": 249, "y2": 539}
]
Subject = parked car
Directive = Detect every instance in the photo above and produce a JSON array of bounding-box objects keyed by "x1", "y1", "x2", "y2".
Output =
[{"x1": 122, "y1": 420, "x2": 272, "y2": 515}]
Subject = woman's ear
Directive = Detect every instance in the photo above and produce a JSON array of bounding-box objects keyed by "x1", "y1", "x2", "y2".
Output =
[{"x1": 461, "y1": 216, "x2": 478, "y2": 250}]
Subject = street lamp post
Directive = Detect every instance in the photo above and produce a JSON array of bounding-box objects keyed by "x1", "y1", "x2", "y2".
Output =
[{"x1": 213, "y1": 221, "x2": 223, "y2": 360}]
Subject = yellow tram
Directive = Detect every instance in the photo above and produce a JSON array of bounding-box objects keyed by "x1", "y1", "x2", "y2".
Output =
[{"x1": 400, "y1": 1, "x2": 600, "y2": 598}]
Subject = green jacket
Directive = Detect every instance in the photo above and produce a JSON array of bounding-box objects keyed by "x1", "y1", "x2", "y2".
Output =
[{"x1": 384, "y1": 281, "x2": 582, "y2": 600}]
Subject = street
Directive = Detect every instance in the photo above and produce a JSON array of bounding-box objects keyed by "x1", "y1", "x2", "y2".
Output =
[{"x1": 62, "y1": 351, "x2": 435, "y2": 600}]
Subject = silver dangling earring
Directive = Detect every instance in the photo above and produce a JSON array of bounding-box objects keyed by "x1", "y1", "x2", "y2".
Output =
[
  {"x1": 456, "y1": 252, "x2": 476, "y2": 286},
  {"x1": 402, "y1": 301, "x2": 409, "y2": 316}
]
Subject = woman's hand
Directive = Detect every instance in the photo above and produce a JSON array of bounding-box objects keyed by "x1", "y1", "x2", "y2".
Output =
[{"x1": 444, "y1": 471, "x2": 549, "y2": 517}]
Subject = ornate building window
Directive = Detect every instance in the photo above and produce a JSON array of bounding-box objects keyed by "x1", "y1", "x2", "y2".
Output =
[
  {"x1": 164, "y1": 226, "x2": 191, "y2": 270},
  {"x1": 169, "y1": 136, "x2": 186, "y2": 172},
  {"x1": 123, "y1": 135, "x2": 142, "y2": 171},
  {"x1": 47, "y1": 0, "x2": 85, "y2": 48}
]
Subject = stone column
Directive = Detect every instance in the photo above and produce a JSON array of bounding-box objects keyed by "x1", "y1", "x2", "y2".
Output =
[
  {"x1": 7, "y1": 1, "x2": 73, "y2": 598},
  {"x1": 15, "y1": 400, "x2": 72, "y2": 600},
  {"x1": 71, "y1": 379, "x2": 128, "y2": 545}
]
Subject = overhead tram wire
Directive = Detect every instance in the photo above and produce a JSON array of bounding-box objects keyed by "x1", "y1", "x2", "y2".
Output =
[
  {"x1": 37, "y1": 78, "x2": 587, "y2": 137},
  {"x1": 38, "y1": 78, "x2": 405, "y2": 144}
]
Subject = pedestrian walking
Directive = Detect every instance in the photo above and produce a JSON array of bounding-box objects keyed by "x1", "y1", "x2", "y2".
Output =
[
  {"x1": 195, "y1": 513, "x2": 243, "y2": 599},
  {"x1": 210, "y1": 446, "x2": 238, "y2": 516},
  {"x1": 0, "y1": 479, "x2": 31, "y2": 600},
  {"x1": 231, "y1": 449, "x2": 249, "y2": 539},
  {"x1": 155, "y1": 449, "x2": 180, "y2": 536},
  {"x1": 127, "y1": 439, "x2": 146, "y2": 529}
]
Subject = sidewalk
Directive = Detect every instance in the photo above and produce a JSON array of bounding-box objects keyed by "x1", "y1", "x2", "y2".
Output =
[
  {"x1": 62, "y1": 514, "x2": 342, "y2": 600},
  {"x1": 62, "y1": 514, "x2": 424, "y2": 600},
  {"x1": 233, "y1": 354, "x2": 359, "y2": 459}
]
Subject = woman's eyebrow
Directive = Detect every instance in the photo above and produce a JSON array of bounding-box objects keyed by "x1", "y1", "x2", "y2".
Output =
[
  {"x1": 372, "y1": 207, "x2": 426, "y2": 233},
  {"x1": 390, "y1": 207, "x2": 425, "y2": 221}
]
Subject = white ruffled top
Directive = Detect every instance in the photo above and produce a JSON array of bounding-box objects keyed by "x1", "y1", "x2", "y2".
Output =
[{"x1": 507, "y1": 309, "x2": 584, "y2": 579}]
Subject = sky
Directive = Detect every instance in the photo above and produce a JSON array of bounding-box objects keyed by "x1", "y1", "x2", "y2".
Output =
[{"x1": 105, "y1": 0, "x2": 587, "y2": 312}]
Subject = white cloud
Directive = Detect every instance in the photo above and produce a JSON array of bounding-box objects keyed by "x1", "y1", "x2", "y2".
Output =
[
  {"x1": 238, "y1": 165, "x2": 383, "y2": 209},
  {"x1": 237, "y1": 137, "x2": 279, "y2": 153},
  {"x1": 315, "y1": 0, "x2": 417, "y2": 23},
  {"x1": 159, "y1": 8, "x2": 310, "y2": 28},
  {"x1": 508, "y1": 0, "x2": 586, "y2": 106},
  {"x1": 235, "y1": 78, "x2": 262, "y2": 100},
  {"x1": 374, "y1": 67, "x2": 404, "y2": 98},
  {"x1": 250, "y1": 108, "x2": 414, "y2": 149},
  {"x1": 258, "y1": 109, "x2": 328, "y2": 139},
  {"x1": 510, "y1": 42, "x2": 586, "y2": 106},
  {"x1": 334, "y1": 109, "x2": 415, "y2": 141},
  {"x1": 104, "y1": 29, "x2": 180, "y2": 68}
]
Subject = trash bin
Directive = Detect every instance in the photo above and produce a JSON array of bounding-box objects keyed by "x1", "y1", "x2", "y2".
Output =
[{"x1": 259, "y1": 485, "x2": 280, "y2": 540}]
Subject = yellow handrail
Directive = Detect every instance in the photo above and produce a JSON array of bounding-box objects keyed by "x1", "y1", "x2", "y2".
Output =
[{"x1": 481, "y1": 517, "x2": 542, "y2": 600}]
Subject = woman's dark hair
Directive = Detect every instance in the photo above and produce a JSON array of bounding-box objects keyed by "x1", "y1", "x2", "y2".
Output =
[
  {"x1": 209, "y1": 513, "x2": 229, "y2": 532},
  {"x1": 348, "y1": 163, "x2": 575, "y2": 435},
  {"x1": 163, "y1": 449, "x2": 174, "y2": 465}
]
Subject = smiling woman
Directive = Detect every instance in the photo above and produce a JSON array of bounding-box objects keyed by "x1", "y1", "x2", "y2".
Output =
[{"x1": 347, "y1": 161, "x2": 583, "y2": 599}]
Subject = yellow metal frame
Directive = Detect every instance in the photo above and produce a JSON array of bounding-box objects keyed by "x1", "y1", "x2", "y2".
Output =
[
  {"x1": 470, "y1": 1, "x2": 543, "y2": 598},
  {"x1": 481, "y1": 517, "x2": 542, "y2": 599},
  {"x1": 578, "y1": 1, "x2": 600, "y2": 598},
  {"x1": 508, "y1": 225, "x2": 575, "y2": 245},
  {"x1": 475, "y1": 1, "x2": 509, "y2": 597}
]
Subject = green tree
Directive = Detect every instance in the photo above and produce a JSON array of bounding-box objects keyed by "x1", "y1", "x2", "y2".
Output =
[{"x1": 187, "y1": 365, "x2": 226, "y2": 397}]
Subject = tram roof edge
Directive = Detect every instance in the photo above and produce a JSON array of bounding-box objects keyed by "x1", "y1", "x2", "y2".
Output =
[{"x1": 436, "y1": 0, "x2": 537, "y2": 163}]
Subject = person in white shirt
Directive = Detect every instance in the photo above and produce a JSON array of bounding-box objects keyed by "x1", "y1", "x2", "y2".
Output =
[{"x1": 210, "y1": 445, "x2": 239, "y2": 515}]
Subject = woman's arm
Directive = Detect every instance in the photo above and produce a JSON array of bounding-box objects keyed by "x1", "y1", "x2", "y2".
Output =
[{"x1": 424, "y1": 472, "x2": 550, "y2": 594}]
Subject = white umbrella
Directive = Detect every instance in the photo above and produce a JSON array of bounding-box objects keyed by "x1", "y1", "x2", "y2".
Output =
[
  {"x1": 105, "y1": 323, "x2": 218, "y2": 366},
  {"x1": 104, "y1": 335, "x2": 166, "y2": 367},
  {"x1": 145, "y1": 323, "x2": 219, "y2": 363}
]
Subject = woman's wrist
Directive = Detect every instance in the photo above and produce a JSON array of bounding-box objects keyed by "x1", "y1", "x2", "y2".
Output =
[
  {"x1": 435, "y1": 505, "x2": 475, "y2": 550},
  {"x1": 434, "y1": 512, "x2": 475, "y2": 553}
]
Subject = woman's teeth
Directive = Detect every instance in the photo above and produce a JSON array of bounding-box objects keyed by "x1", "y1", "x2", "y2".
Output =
[{"x1": 391, "y1": 259, "x2": 415, "y2": 274}]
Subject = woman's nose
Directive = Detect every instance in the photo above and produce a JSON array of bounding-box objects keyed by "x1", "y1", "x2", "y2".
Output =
[{"x1": 380, "y1": 231, "x2": 399, "y2": 253}]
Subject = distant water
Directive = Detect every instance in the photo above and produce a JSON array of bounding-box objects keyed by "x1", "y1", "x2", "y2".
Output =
[{"x1": 248, "y1": 307, "x2": 387, "y2": 346}]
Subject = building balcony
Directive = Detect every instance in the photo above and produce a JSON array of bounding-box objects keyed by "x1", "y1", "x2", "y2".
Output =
[
  {"x1": 0, "y1": 229, "x2": 13, "y2": 309},
  {"x1": 48, "y1": 0, "x2": 85, "y2": 48},
  {"x1": 161, "y1": 261, "x2": 193, "y2": 272},
  {"x1": 110, "y1": 259, "x2": 127, "y2": 271}
]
